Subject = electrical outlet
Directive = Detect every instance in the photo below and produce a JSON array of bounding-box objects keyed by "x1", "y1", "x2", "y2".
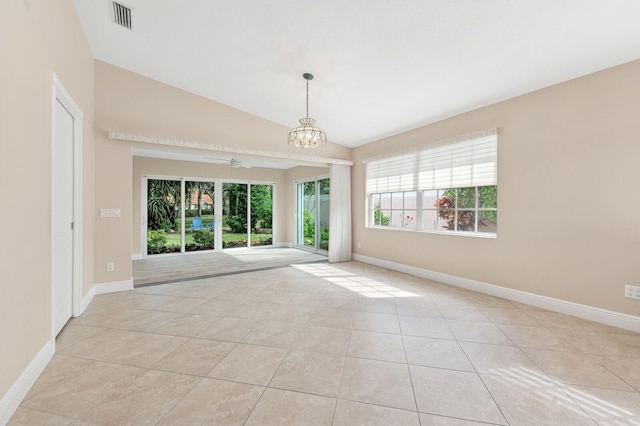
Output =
[
  {"x1": 106, "y1": 262, "x2": 115, "y2": 272},
  {"x1": 624, "y1": 285, "x2": 640, "y2": 300},
  {"x1": 357, "y1": 242, "x2": 361, "y2": 249}
]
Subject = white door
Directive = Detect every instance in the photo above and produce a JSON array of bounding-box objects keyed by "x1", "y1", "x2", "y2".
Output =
[{"x1": 53, "y1": 99, "x2": 74, "y2": 336}]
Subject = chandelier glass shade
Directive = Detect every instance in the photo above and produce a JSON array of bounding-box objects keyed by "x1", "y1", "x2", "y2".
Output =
[{"x1": 288, "y1": 73, "x2": 327, "y2": 148}]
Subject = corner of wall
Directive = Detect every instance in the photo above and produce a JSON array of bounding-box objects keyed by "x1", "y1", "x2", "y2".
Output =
[{"x1": 0, "y1": 341, "x2": 54, "y2": 425}]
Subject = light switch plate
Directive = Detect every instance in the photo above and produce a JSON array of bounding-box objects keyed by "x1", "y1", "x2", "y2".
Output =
[
  {"x1": 624, "y1": 285, "x2": 640, "y2": 300},
  {"x1": 100, "y1": 208, "x2": 121, "y2": 218}
]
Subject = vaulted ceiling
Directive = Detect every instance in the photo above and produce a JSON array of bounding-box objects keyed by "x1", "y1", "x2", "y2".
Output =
[{"x1": 73, "y1": 0, "x2": 640, "y2": 148}]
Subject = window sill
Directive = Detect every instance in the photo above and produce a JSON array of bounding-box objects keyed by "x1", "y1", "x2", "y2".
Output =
[{"x1": 367, "y1": 225, "x2": 497, "y2": 239}]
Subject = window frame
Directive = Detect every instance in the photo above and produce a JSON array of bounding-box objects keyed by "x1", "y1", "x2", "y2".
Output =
[
  {"x1": 368, "y1": 186, "x2": 497, "y2": 238},
  {"x1": 364, "y1": 129, "x2": 498, "y2": 238}
]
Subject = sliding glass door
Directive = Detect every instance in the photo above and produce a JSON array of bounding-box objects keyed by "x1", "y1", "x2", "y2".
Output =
[
  {"x1": 299, "y1": 181, "x2": 316, "y2": 248},
  {"x1": 296, "y1": 177, "x2": 329, "y2": 252},
  {"x1": 250, "y1": 184, "x2": 273, "y2": 246},
  {"x1": 146, "y1": 178, "x2": 182, "y2": 255},
  {"x1": 222, "y1": 183, "x2": 248, "y2": 248},
  {"x1": 221, "y1": 182, "x2": 274, "y2": 248},
  {"x1": 318, "y1": 178, "x2": 330, "y2": 250},
  {"x1": 145, "y1": 177, "x2": 274, "y2": 255},
  {"x1": 184, "y1": 180, "x2": 215, "y2": 251}
]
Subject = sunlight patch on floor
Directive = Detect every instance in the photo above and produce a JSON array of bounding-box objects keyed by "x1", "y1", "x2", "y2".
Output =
[
  {"x1": 498, "y1": 368, "x2": 638, "y2": 423},
  {"x1": 567, "y1": 387, "x2": 640, "y2": 425},
  {"x1": 293, "y1": 264, "x2": 419, "y2": 298}
]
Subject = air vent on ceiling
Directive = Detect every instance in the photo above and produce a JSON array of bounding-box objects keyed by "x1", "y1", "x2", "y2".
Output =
[{"x1": 111, "y1": 1, "x2": 133, "y2": 30}]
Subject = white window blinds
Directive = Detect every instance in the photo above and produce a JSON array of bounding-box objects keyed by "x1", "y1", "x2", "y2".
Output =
[
  {"x1": 365, "y1": 130, "x2": 497, "y2": 193},
  {"x1": 366, "y1": 153, "x2": 417, "y2": 193}
]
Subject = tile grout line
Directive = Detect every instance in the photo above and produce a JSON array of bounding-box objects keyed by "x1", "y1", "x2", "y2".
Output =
[
  {"x1": 13, "y1": 405, "x2": 90, "y2": 425},
  {"x1": 547, "y1": 380, "x2": 600, "y2": 425},
  {"x1": 152, "y1": 374, "x2": 207, "y2": 426},
  {"x1": 457, "y1": 341, "x2": 510, "y2": 425},
  {"x1": 330, "y1": 296, "x2": 358, "y2": 425},
  {"x1": 398, "y1": 318, "x2": 422, "y2": 422},
  {"x1": 32, "y1": 261, "x2": 640, "y2": 425}
]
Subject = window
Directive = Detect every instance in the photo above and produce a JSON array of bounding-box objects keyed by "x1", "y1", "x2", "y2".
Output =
[
  {"x1": 365, "y1": 129, "x2": 497, "y2": 236},
  {"x1": 371, "y1": 192, "x2": 417, "y2": 228}
]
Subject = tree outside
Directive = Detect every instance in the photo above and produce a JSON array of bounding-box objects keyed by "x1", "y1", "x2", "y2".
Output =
[
  {"x1": 186, "y1": 181, "x2": 213, "y2": 217},
  {"x1": 222, "y1": 183, "x2": 274, "y2": 248},
  {"x1": 147, "y1": 179, "x2": 181, "y2": 232},
  {"x1": 223, "y1": 183, "x2": 248, "y2": 234},
  {"x1": 146, "y1": 180, "x2": 274, "y2": 254},
  {"x1": 251, "y1": 184, "x2": 273, "y2": 230}
]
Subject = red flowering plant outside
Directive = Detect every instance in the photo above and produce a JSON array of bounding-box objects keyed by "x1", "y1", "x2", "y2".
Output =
[
  {"x1": 437, "y1": 196, "x2": 456, "y2": 230},
  {"x1": 436, "y1": 194, "x2": 474, "y2": 231},
  {"x1": 436, "y1": 187, "x2": 497, "y2": 232},
  {"x1": 401, "y1": 214, "x2": 414, "y2": 227}
]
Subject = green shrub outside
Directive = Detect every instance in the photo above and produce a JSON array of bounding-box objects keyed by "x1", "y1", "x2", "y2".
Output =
[
  {"x1": 192, "y1": 230, "x2": 215, "y2": 247},
  {"x1": 147, "y1": 229, "x2": 167, "y2": 252},
  {"x1": 374, "y1": 204, "x2": 391, "y2": 225}
]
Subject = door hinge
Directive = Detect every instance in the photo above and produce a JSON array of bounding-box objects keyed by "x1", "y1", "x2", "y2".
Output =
[{"x1": 71, "y1": 222, "x2": 74, "y2": 230}]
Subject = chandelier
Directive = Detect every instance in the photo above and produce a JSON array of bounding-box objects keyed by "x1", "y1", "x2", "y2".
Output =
[{"x1": 288, "y1": 73, "x2": 327, "y2": 148}]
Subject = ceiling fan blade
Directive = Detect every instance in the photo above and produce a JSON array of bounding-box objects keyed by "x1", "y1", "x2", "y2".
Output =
[{"x1": 204, "y1": 156, "x2": 252, "y2": 168}]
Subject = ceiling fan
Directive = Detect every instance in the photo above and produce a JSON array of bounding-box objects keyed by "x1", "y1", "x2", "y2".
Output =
[
  {"x1": 205, "y1": 156, "x2": 252, "y2": 169},
  {"x1": 230, "y1": 159, "x2": 252, "y2": 169}
]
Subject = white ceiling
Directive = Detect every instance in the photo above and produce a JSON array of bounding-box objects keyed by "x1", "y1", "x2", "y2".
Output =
[{"x1": 74, "y1": 0, "x2": 640, "y2": 148}]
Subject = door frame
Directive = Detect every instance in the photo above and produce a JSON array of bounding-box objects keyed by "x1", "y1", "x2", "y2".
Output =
[{"x1": 50, "y1": 74, "x2": 83, "y2": 341}]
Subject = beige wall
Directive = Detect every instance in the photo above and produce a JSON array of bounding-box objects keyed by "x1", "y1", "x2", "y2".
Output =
[
  {"x1": 94, "y1": 61, "x2": 351, "y2": 160},
  {"x1": 352, "y1": 59, "x2": 640, "y2": 317},
  {"x1": 131, "y1": 156, "x2": 288, "y2": 255},
  {"x1": 0, "y1": 0, "x2": 95, "y2": 400},
  {"x1": 94, "y1": 137, "x2": 132, "y2": 284},
  {"x1": 94, "y1": 61, "x2": 351, "y2": 270}
]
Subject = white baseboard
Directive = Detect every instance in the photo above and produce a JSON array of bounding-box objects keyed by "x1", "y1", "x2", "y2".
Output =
[
  {"x1": 94, "y1": 279, "x2": 134, "y2": 295},
  {"x1": 0, "y1": 340, "x2": 54, "y2": 425},
  {"x1": 0, "y1": 278, "x2": 133, "y2": 423},
  {"x1": 81, "y1": 285, "x2": 96, "y2": 313},
  {"x1": 81, "y1": 279, "x2": 134, "y2": 312},
  {"x1": 352, "y1": 254, "x2": 640, "y2": 333},
  {"x1": 131, "y1": 253, "x2": 141, "y2": 260},
  {"x1": 276, "y1": 242, "x2": 294, "y2": 248}
]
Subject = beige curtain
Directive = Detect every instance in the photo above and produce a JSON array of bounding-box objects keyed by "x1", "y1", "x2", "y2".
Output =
[{"x1": 328, "y1": 164, "x2": 352, "y2": 263}]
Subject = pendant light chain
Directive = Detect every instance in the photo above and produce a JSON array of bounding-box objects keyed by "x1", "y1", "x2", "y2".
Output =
[{"x1": 306, "y1": 79, "x2": 310, "y2": 119}]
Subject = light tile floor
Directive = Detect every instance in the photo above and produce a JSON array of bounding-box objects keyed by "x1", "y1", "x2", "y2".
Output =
[{"x1": 10, "y1": 261, "x2": 640, "y2": 425}]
